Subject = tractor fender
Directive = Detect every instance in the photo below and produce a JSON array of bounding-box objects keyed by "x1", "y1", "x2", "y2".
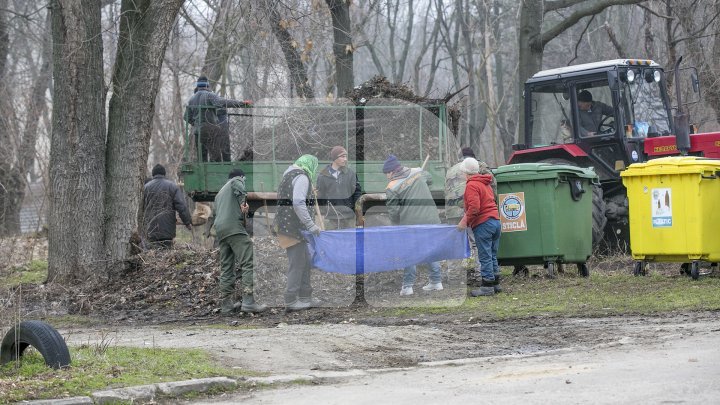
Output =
[{"x1": 507, "y1": 144, "x2": 589, "y2": 165}]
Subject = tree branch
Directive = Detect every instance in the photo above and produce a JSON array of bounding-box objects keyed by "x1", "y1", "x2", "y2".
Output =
[
  {"x1": 568, "y1": 14, "x2": 596, "y2": 65},
  {"x1": 540, "y1": 0, "x2": 646, "y2": 48},
  {"x1": 545, "y1": 0, "x2": 585, "y2": 12}
]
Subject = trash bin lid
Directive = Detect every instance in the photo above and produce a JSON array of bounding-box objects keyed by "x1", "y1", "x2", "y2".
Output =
[
  {"x1": 621, "y1": 156, "x2": 720, "y2": 177},
  {"x1": 493, "y1": 163, "x2": 598, "y2": 182}
]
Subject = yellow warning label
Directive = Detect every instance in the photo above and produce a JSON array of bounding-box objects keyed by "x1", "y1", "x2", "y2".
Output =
[{"x1": 499, "y1": 192, "x2": 527, "y2": 232}]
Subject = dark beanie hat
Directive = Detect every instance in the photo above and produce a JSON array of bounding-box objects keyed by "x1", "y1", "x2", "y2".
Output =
[
  {"x1": 196, "y1": 76, "x2": 209, "y2": 88},
  {"x1": 228, "y1": 168, "x2": 245, "y2": 179},
  {"x1": 382, "y1": 154, "x2": 401, "y2": 174},
  {"x1": 151, "y1": 164, "x2": 166, "y2": 176},
  {"x1": 329, "y1": 146, "x2": 348, "y2": 161},
  {"x1": 460, "y1": 146, "x2": 476, "y2": 158},
  {"x1": 578, "y1": 90, "x2": 593, "y2": 102}
]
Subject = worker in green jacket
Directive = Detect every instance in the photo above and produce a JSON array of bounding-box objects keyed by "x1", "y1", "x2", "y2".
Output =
[
  {"x1": 211, "y1": 168, "x2": 266, "y2": 314},
  {"x1": 384, "y1": 154, "x2": 443, "y2": 296}
]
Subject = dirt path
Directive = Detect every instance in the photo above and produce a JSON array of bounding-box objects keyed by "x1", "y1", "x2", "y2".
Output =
[{"x1": 62, "y1": 312, "x2": 720, "y2": 374}]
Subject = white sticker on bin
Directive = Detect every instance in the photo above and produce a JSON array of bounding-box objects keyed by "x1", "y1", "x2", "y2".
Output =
[{"x1": 651, "y1": 188, "x2": 672, "y2": 228}]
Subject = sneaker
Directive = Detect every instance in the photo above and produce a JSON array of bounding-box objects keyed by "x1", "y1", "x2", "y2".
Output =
[
  {"x1": 400, "y1": 286, "x2": 414, "y2": 296},
  {"x1": 422, "y1": 282, "x2": 444, "y2": 291}
]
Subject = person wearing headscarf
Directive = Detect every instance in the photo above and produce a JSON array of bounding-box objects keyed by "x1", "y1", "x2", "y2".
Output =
[{"x1": 273, "y1": 154, "x2": 321, "y2": 311}]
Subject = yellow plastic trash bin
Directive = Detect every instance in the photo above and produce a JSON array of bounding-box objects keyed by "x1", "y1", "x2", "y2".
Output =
[{"x1": 620, "y1": 156, "x2": 720, "y2": 279}]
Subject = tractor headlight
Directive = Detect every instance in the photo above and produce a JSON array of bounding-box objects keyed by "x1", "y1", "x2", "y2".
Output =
[{"x1": 626, "y1": 69, "x2": 635, "y2": 83}]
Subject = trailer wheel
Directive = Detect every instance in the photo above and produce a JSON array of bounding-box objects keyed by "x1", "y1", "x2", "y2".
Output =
[
  {"x1": 578, "y1": 263, "x2": 590, "y2": 277},
  {"x1": 0, "y1": 320, "x2": 71, "y2": 369},
  {"x1": 544, "y1": 261, "x2": 556, "y2": 278}
]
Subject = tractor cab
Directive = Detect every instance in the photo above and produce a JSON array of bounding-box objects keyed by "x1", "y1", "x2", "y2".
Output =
[{"x1": 512, "y1": 59, "x2": 674, "y2": 182}]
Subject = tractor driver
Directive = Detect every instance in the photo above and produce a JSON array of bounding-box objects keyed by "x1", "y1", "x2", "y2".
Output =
[{"x1": 577, "y1": 90, "x2": 614, "y2": 137}]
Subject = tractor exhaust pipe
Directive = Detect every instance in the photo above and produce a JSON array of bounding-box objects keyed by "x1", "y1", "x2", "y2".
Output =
[{"x1": 673, "y1": 56, "x2": 691, "y2": 156}]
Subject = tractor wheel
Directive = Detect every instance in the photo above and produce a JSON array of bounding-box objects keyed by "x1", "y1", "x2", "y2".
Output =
[{"x1": 540, "y1": 159, "x2": 607, "y2": 248}]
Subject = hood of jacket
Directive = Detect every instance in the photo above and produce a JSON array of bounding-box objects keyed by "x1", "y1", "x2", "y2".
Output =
[{"x1": 467, "y1": 173, "x2": 493, "y2": 186}]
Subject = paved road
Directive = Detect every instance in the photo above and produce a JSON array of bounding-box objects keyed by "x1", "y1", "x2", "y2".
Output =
[{"x1": 195, "y1": 326, "x2": 720, "y2": 404}]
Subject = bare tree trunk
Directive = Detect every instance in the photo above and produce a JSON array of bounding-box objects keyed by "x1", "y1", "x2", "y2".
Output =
[
  {"x1": 0, "y1": 0, "x2": 14, "y2": 235},
  {"x1": 326, "y1": 0, "x2": 354, "y2": 97},
  {"x1": 263, "y1": 0, "x2": 314, "y2": 98},
  {"x1": 3, "y1": 12, "x2": 53, "y2": 236},
  {"x1": 104, "y1": 0, "x2": 184, "y2": 273},
  {"x1": 48, "y1": 0, "x2": 106, "y2": 283},
  {"x1": 672, "y1": 0, "x2": 720, "y2": 126}
]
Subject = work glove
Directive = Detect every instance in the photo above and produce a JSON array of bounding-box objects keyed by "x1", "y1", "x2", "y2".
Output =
[{"x1": 308, "y1": 224, "x2": 321, "y2": 237}]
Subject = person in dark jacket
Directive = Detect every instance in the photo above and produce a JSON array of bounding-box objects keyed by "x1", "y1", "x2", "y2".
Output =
[
  {"x1": 210, "y1": 168, "x2": 266, "y2": 314},
  {"x1": 456, "y1": 157, "x2": 501, "y2": 297},
  {"x1": 142, "y1": 164, "x2": 192, "y2": 249},
  {"x1": 273, "y1": 155, "x2": 322, "y2": 312},
  {"x1": 383, "y1": 154, "x2": 443, "y2": 296},
  {"x1": 577, "y1": 90, "x2": 614, "y2": 137},
  {"x1": 316, "y1": 146, "x2": 361, "y2": 229},
  {"x1": 183, "y1": 75, "x2": 252, "y2": 162}
]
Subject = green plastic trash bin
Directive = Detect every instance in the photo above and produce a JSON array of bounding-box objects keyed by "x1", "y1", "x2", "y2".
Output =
[{"x1": 494, "y1": 163, "x2": 598, "y2": 277}]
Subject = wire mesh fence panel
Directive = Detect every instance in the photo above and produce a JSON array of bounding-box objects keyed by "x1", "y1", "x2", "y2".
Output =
[{"x1": 223, "y1": 100, "x2": 447, "y2": 163}]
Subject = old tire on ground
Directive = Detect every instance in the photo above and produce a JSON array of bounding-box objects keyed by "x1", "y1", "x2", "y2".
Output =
[
  {"x1": 539, "y1": 159, "x2": 607, "y2": 248},
  {"x1": 0, "y1": 320, "x2": 71, "y2": 369}
]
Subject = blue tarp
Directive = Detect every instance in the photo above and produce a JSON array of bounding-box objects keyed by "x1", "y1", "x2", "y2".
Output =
[{"x1": 303, "y1": 225, "x2": 470, "y2": 275}]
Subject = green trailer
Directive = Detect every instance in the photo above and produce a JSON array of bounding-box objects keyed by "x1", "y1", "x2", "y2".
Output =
[{"x1": 180, "y1": 102, "x2": 459, "y2": 214}]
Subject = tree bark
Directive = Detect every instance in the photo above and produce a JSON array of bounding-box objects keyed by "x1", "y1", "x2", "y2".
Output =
[
  {"x1": 264, "y1": 0, "x2": 314, "y2": 98},
  {"x1": 48, "y1": 0, "x2": 106, "y2": 283},
  {"x1": 325, "y1": 0, "x2": 354, "y2": 98},
  {"x1": 104, "y1": 0, "x2": 184, "y2": 273}
]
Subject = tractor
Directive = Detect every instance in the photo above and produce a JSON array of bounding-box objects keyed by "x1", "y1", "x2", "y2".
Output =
[{"x1": 507, "y1": 58, "x2": 719, "y2": 250}]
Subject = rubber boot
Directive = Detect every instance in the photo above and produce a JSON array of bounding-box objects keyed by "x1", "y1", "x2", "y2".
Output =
[
  {"x1": 285, "y1": 299, "x2": 312, "y2": 312},
  {"x1": 220, "y1": 295, "x2": 242, "y2": 315},
  {"x1": 493, "y1": 275, "x2": 503, "y2": 293},
  {"x1": 299, "y1": 296, "x2": 322, "y2": 308},
  {"x1": 240, "y1": 295, "x2": 267, "y2": 313},
  {"x1": 470, "y1": 278, "x2": 495, "y2": 297}
]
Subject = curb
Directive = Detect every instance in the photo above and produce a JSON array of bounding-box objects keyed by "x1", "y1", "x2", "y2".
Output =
[
  {"x1": 18, "y1": 377, "x2": 236, "y2": 405},
  {"x1": 18, "y1": 342, "x2": 627, "y2": 404}
]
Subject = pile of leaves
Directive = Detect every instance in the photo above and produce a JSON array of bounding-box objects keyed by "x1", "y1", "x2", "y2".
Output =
[{"x1": 344, "y1": 76, "x2": 427, "y2": 104}]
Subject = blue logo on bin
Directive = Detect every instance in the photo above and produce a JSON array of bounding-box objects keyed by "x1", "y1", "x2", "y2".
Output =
[{"x1": 501, "y1": 195, "x2": 523, "y2": 220}]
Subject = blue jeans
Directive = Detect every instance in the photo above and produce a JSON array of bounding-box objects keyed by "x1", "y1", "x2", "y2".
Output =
[
  {"x1": 472, "y1": 218, "x2": 501, "y2": 281},
  {"x1": 403, "y1": 262, "x2": 442, "y2": 287}
]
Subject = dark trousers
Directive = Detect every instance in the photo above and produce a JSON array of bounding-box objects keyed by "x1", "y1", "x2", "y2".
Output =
[
  {"x1": 284, "y1": 242, "x2": 312, "y2": 304},
  {"x1": 195, "y1": 126, "x2": 231, "y2": 162}
]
